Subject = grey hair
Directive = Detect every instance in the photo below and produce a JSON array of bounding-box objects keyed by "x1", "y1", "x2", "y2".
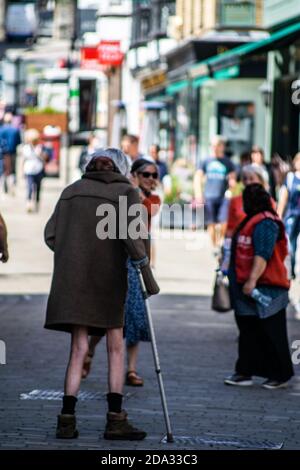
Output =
[
  {"x1": 88, "y1": 147, "x2": 131, "y2": 177},
  {"x1": 241, "y1": 164, "x2": 266, "y2": 185}
]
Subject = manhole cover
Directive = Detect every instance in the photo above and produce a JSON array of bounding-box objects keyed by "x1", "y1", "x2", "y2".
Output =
[
  {"x1": 161, "y1": 435, "x2": 283, "y2": 450},
  {"x1": 20, "y1": 390, "x2": 133, "y2": 401}
]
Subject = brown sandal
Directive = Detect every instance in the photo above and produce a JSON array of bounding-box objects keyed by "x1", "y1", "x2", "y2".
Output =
[
  {"x1": 125, "y1": 370, "x2": 144, "y2": 387},
  {"x1": 82, "y1": 353, "x2": 93, "y2": 379}
]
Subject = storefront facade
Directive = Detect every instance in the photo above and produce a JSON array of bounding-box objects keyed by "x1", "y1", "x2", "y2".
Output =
[
  {"x1": 166, "y1": 34, "x2": 267, "y2": 164},
  {"x1": 263, "y1": 0, "x2": 300, "y2": 160}
]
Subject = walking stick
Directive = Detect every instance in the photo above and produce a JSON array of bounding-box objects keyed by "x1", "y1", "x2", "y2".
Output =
[{"x1": 136, "y1": 266, "x2": 174, "y2": 443}]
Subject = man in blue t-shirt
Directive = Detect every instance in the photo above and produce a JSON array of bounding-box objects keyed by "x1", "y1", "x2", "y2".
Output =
[{"x1": 194, "y1": 135, "x2": 236, "y2": 252}]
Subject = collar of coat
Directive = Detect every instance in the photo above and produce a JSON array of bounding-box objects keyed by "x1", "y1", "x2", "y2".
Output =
[{"x1": 82, "y1": 170, "x2": 131, "y2": 185}]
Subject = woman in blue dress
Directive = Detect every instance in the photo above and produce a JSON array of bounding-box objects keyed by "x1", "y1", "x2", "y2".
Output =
[{"x1": 124, "y1": 158, "x2": 161, "y2": 386}]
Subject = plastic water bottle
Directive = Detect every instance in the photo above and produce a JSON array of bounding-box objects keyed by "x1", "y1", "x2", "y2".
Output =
[
  {"x1": 220, "y1": 237, "x2": 231, "y2": 275},
  {"x1": 251, "y1": 288, "x2": 272, "y2": 308}
]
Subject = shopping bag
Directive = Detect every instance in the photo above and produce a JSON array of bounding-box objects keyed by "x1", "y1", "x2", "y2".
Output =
[{"x1": 211, "y1": 270, "x2": 232, "y2": 313}]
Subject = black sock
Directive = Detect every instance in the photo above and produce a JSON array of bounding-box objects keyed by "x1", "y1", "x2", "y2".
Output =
[
  {"x1": 107, "y1": 393, "x2": 123, "y2": 413},
  {"x1": 61, "y1": 395, "x2": 77, "y2": 415}
]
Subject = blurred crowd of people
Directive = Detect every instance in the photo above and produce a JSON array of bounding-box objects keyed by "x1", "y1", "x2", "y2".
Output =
[{"x1": 0, "y1": 109, "x2": 51, "y2": 213}]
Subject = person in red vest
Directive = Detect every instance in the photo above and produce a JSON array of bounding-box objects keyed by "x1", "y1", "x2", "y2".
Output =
[
  {"x1": 220, "y1": 164, "x2": 275, "y2": 274},
  {"x1": 224, "y1": 183, "x2": 294, "y2": 389},
  {"x1": 226, "y1": 164, "x2": 268, "y2": 238}
]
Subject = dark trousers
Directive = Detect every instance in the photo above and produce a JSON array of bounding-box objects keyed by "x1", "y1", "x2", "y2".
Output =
[
  {"x1": 26, "y1": 171, "x2": 44, "y2": 202},
  {"x1": 235, "y1": 309, "x2": 294, "y2": 382},
  {"x1": 286, "y1": 215, "x2": 300, "y2": 278}
]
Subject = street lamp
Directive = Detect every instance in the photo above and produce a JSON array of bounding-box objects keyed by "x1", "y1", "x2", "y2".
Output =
[{"x1": 65, "y1": 0, "x2": 78, "y2": 185}]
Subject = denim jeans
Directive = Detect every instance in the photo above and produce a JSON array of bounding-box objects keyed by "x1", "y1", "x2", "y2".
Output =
[
  {"x1": 26, "y1": 171, "x2": 44, "y2": 202},
  {"x1": 285, "y1": 214, "x2": 300, "y2": 278}
]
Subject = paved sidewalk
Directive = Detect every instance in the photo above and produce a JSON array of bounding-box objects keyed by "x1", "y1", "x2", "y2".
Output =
[{"x1": 0, "y1": 293, "x2": 300, "y2": 450}]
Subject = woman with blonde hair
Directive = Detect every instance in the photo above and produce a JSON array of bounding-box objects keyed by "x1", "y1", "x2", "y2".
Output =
[{"x1": 22, "y1": 128, "x2": 47, "y2": 212}]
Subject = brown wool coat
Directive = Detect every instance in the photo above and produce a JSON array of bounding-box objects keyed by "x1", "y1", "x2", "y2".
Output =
[{"x1": 44, "y1": 171, "x2": 158, "y2": 335}]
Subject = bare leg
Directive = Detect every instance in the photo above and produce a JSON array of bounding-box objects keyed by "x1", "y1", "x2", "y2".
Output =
[
  {"x1": 126, "y1": 343, "x2": 144, "y2": 386},
  {"x1": 64, "y1": 326, "x2": 89, "y2": 396},
  {"x1": 82, "y1": 335, "x2": 102, "y2": 379},
  {"x1": 127, "y1": 343, "x2": 139, "y2": 372},
  {"x1": 106, "y1": 327, "x2": 124, "y2": 394},
  {"x1": 88, "y1": 335, "x2": 102, "y2": 356},
  {"x1": 207, "y1": 223, "x2": 217, "y2": 248},
  {"x1": 219, "y1": 222, "x2": 228, "y2": 247}
]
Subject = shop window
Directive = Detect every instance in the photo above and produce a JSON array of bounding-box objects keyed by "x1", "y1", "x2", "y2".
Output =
[
  {"x1": 217, "y1": 102, "x2": 255, "y2": 159},
  {"x1": 79, "y1": 79, "x2": 97, "y2": 132},
  {"x1": 151, "y1": 0, "x2": 176, "y2": 38},
  {"x1": 131, "y1": 1, "x2": 151, "y2": 46},
  {"x1": 217, "y1": 0, "x2": 256, "y2": 27}
]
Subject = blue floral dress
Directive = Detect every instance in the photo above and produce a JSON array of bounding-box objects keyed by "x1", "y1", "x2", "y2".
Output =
[{"x1": 124, "y1": 259, "x2": 150, "y2": 347}]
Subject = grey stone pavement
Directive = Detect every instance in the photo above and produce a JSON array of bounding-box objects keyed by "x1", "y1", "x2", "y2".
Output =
[{"x1": 0, "y1": 167, "x2": 300, "y2": 450}]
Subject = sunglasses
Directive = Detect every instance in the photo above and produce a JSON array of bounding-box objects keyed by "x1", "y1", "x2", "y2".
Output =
[{"x1": 139, "y1": 171, "x2": 159, "y2": 179}]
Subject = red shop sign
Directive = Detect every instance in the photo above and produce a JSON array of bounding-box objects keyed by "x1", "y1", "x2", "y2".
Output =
[
  {"x1": 98, "y1": 40, "x2": 124, "y2": 67},
  {"x1": 80, "y1": 46, "x2": 102, "y2": 70}
]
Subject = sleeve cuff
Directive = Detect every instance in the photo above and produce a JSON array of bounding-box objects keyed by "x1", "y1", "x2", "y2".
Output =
[{"x1": 131, "y1": 256, "x2": 149, "y2": 268}]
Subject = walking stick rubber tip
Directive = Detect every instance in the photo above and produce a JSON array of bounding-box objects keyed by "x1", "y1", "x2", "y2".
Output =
[{"x1": 166, "y1": 433, "x2": 174, "y2": 443}]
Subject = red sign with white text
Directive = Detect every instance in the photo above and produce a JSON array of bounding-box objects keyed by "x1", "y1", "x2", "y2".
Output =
[
  {"x1": 80, "y1": 46, "x2": 102, "y2": 70},
  {"x1": 97, "y1": 41, "x2": 124, "y2": 67}
]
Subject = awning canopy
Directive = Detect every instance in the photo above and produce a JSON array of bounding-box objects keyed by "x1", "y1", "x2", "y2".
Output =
[
  {"x1": 191, "y1": 21, "x2": 300, "y2": 79},
  {"x1": 166, "y1": 79, "x2": 189, "y2": 95}
]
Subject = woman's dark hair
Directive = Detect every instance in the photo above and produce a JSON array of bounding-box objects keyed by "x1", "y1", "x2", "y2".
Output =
[
  {"x1": 242, "y1": 183, "x2": 276, "y2": 217},
  {"x1": 85, "y1": 157, "x2": 117, "y2": 173},
  {"x1": 251, "y1": 145, "x2": 265, "y2": 161}
]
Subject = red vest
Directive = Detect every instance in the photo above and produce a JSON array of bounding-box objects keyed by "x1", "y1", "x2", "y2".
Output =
[{"x1": 235, "y1": 211, "x2": 290, "y2": 289}]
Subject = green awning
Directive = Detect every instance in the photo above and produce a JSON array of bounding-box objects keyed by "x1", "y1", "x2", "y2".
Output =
[
  {"x1": 192, "y1": 75, "x2": 210, "y2": 88},
  {"x1": 166, "y1": 79, "x2": 189, "y2": 95},
  {"x1": 214, "y1": 65, "x2": 240, "y2": 80},
  {"x1": 191, "y1": 21, "x2": 300, "y2": 78}
]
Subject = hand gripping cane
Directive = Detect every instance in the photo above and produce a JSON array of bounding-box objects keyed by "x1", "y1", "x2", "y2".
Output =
[{"x1": 135, "y1": 264, "x2": 174, "y2": 443}]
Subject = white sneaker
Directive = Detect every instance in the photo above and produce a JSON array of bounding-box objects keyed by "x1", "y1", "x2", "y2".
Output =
[
  {"x1": 224, "y1": 373, "x2": 253, "y2": 386},
  {"x1": 262, "y1": 380, "x2": 289, "y2": 390}
]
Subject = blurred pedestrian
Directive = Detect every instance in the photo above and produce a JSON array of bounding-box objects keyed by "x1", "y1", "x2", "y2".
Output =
[
  {"x1": 231, "y1": 151, "x2": 251, "y2": 197},
  {"x1": 149, "y1": 144, "x2": 168, "y2": 181},
  {"x1": 44, "y1": 148, "x2": 159, "y2": 440},
  {"x1": 0, "y1": 135, "x2": 8, "y2": 186},
  {"x1": 148, "y1": 145, "x2": 166, "y2": 264},
  {"x1": 121, "y1": 134, "x2": 143, "y2": 162},
  {"x1": 0, "y1": 211, "x2": 9, "y2": 263},
  {"x1": 22, "y1": 129, "x2": 47, "y2": 213},
  {"x1": 194, "y1": 135, "x2": 236, "y2": 255},
  {"x1": 225, "y1": 165, "x2": 269, "y2": 239},
  {"x1": 225, "y1": 184, "x2": 294, "y2": 389},
  {"x1": 78, "y1": 132, "x2": 100, "y2": 173},
  {"x1": 250, "y1": 146, "x2": 270, "y2": 188},
  {"x1": 0, "y1": 112, "x2": 21, "y2": 195},
  {"x1": 277, "y1": 152, "x2": 300, "y2": 281},
  {"x1": 270, "y1": 153, "x2": 291, "y2": 200},
  {"x1": 220, "y1": 164, "x2": 270, "y2": 274}
]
